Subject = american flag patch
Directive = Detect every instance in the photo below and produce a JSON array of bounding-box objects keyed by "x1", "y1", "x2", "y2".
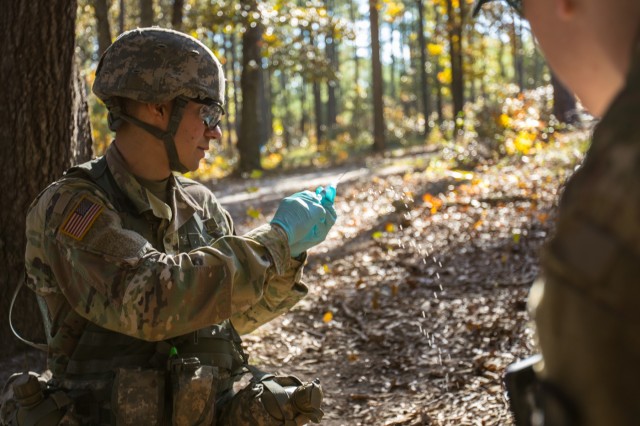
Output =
[{"x1": 60, "y1": 197, "x2": 104, "y2": 240}]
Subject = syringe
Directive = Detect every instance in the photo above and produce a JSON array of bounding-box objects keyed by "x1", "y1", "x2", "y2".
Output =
[{"x1": 316, "y1": 172, "x2": 346, "y2": 204}]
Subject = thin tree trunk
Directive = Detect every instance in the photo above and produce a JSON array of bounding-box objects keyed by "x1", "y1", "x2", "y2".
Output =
[
  {"x1": 325, "y1": 0, "x2": 338, "y2": 130},
  {"x1": 230, "y1": 32, "x2": 241, "y2": 140},
  {"x1": 119, "y1": 0, "x2": 126, "y2": 33},
  {"x1": 552, "y1": 72, "x2": 579, "y2": 124},
  {"x1": 93, "y1": 0, "x2": 112, "y2": 56},
  {"x1": 140, "y1": 0, "x2": 153, "y2": 27},
  {"x1": 350, "y1": 0, "x2": 361, "y2": 126},
  {"x1": 172, "y1": 0, "x2": 184, "y2": 30},
  {"x1": 369, "y1": 0, "x2": 385, "y2": 152},
  {"x1": 237, "y1": 0, "x2": 264, "y2": 173},
  {"x1": 510, "y1": 14, "x2": 524, "y2": 92},
  {"x1": 222, "y1": 33, "x2": 233, "y2": 153},
  {"x1": 280, "y1": 70, "x2": 291, "y2": 149},
  {"x1": 416, "y1": 0, "x2": 430, "y2": 136},
  {"x1": 0, "y1": 0, "x2": 92, "y2": 358},
  {"x1": 261, "y1": 65, "x2": 272, "y2": 145},
  {"x1": 446, "y1": 0, "x2": 464, "y2": 131},
  {"x1": 300, "y1": 78, "x2": 308, "y2": 139}
]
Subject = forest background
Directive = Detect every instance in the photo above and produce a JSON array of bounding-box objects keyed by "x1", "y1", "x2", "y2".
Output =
[{"x1": 1, "y1": 0, "x2": 588, "y2": 423}]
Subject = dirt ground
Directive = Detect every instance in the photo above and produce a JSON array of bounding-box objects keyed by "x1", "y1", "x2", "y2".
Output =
[
  {"x1": 214, "y1": 139, "x2": 582, "y2": 425},
  {"x1": 1, "y1": 137, "x2": 585, "y2": 425}
]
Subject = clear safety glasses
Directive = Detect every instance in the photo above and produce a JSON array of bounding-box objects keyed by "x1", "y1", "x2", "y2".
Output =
[{"x1": 198, "y1": 101, "x2": 225, "y2": 130}]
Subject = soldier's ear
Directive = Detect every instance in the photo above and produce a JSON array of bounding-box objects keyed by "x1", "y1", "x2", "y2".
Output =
[{"x1": 146, "y1": 102, "x2": 172, "y2": 123}]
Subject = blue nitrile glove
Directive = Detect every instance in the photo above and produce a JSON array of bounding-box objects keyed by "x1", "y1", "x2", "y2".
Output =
[
  {"x1": 271, "y1": 190, "x2": 338, "y2": 257},
  {"x1": 271, "y1": 190, "x2": 327, "y2": 245},
  {"x1": 289, "y1": 201, "x2": 337, "y2": 257}
]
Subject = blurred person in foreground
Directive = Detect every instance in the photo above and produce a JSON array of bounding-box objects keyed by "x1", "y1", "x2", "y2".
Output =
[
  {"x1": 0, "y1": 27, "x2": 334, "y2": 425},
  {"x1": 474, "y1": 0, "x2": 640, "y2": 425}
]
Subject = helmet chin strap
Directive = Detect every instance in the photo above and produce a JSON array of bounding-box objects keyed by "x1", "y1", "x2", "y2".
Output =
[{"x1": 107, "y1": 97, "x2": 190, "y2": 173}]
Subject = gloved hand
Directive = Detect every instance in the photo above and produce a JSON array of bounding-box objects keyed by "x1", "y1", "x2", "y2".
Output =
[{"x1": 271, "y1": 189, "x2": 337, "y2": 257}]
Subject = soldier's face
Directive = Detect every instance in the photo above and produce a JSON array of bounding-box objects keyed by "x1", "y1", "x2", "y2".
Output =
[{"x1": 174, "y1": 101, "x2": 222, "y2": 171}]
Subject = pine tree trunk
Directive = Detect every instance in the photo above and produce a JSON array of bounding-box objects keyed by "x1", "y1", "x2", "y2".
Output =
[
  {"x1": 140, "y1": 0, "x2": 154, "y2": 26},
  {"x1": 416, "y1": 0, "x2": 430, "y2": 136},
  {"x1": 93, "y1": 0, "x2": 112, "y2": 56},
  {"x1": 119, "y1": 0, "x2": 126, "y2": 34},
  {"x1": 446, "y1": 0, "x2": 464, "y2": 130},
  {"x1": 369, "y1": 0, "x2": 385, "y2": 152},
  {"x1": 552, "y1": 72, "x2": 579, "y2": 125},
  {"x1": 237, "y1": 0, "x2": 264, "y2": 173},
  {"x1": 172, "y1": 0, "x2": 184, "y2": 30},
  {"x1": 0, "y1": 0, "x2": 92, "y2": 358}
]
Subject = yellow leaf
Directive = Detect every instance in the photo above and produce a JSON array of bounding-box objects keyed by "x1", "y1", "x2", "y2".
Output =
[
  {"x1": 323, "y1": 311, "x2": 333, "y2": 323},
  {"x1": 372, "y1": 231, "x2": 384, "y2": 240},
  {"x1": 514, "y1": 131, "x2": 535, "y2": 154},
  {"x1": 246, "y1": 206, "x2": 262, "y2": 219},
  {"x1": 422, "y1": 193, "x2": 443, "y2": 213},
  {"x1": 512, "y1": 230, "x2": 521, "y2": 244},
  {"x1": 323, "y1": 264, "x2": 330, "y2": 274},
  {"x1": 437, "y1": 68, "x2": 452, "y2": 84},
  {"x1": 499, "y1": 113, "x2": 512, "y2": 128},
  {"x1": 249, "y1": 169, "x2": 263, "y2": 179},
  {"x1": 385, "y1": 223, "x2": 396, "y2": 233},
  {"x1": 427, "y1": 43, "x2": 443, "y2": 56},
  {"x1": 246, "y1": 186, "x2": 259, "y2": 193}
]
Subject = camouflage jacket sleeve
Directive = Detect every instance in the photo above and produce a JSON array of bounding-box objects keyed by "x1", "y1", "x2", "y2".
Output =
[
  {"x1": 214, "y1": 203, "x2": 309, "y2": 335},
  {"x1": 25, "y1": 179, "x2": 291, "y2": 342},
  {"x1": 230, "y1": 254, "x2": 309, "y2": 335}
]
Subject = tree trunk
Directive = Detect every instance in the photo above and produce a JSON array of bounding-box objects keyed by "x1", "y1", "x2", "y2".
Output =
[
  {"x1": 93, "y1": 0, "x2": 112, "y2": 56},
  {"x1": 446, "y1": 0, "x2": 464, "y2": 131},
  {"x1": 349, "y1": 0, "x2": 361, "y2": 126},
  {"x1": 369, "y1": 0, "x2": 385, "y2": 152},
  {"x1": 325, "y1": 0, "x2": 338, "y2": 130},
  {"x1": 0, "y1": 0, "x2": 92, "y2": 358},
  {"x1": 280, "y1": 70, "x2": 291, "y2": 149},
  {"x1": 140, "y1": 0, "x2": 153, "y2": 27},
  {"x1": 237, "y1": 0, "x2": 264, "y2": 173},
  {"x1": 171, "y1": 0, "x2": 184, "y2": 30},
  {"x1": 416, "y1": 0, "x2": 430, "y2": 136},
  {"x1": 552, "y1": 72, "x2": 579, "y2": 125},
  {"x1": 230, "y1": 32, "x2": 241, "y2": 140},
  {"x1": 261, "y1": 65, "x2": 272, "y2": 146},
  {"x1": 510, "y1": 14, "x2": 524, "y2": 92},
  {"x1": 119, "y1": 0, "x2": 126, "y2": 35}
]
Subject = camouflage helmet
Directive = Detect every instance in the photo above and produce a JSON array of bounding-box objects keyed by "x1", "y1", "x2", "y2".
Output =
[{"x1": 93, "y1": 27, "x2": 225, "y2": 105}]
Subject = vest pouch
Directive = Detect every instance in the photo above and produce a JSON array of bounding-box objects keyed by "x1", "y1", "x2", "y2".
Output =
[
  {"x1": 169, "y1": 356, "x2": 218, "y2": 426},
  {"x1": 217, "y1": 374, "x2": 324, "y2": 426},
  {"x1": 111, "y1": 368, "x2": 164, "y2": 425}
]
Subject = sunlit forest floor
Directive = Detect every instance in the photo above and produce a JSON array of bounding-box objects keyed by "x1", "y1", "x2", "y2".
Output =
[
  {"x1": 218, "y1": 131, "x2": 587, "y2": 425},
  {"x1": 2, "y1": 131, "x2": 588, "y2": 425}
]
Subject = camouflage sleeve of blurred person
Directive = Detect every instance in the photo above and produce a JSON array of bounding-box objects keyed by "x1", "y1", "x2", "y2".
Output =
[{"x1": 25, "y1": 178, "x2": 294, "y2": 342}]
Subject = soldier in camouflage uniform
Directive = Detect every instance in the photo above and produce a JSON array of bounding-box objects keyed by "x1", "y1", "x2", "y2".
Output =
[
  {"x1": 1, "y1": 28, "x2": 334, "y2": 425},
  {"x1": 474, "y1": 0, "x2": 640, "y2": 424}
]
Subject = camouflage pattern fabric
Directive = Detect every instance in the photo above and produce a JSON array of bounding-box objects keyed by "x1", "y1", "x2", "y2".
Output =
[
  {"x1": 22, "y1": 142, "x2": 309, "y2": 422},
  {"x1": 529, "y1": 40, "x2": 640, "y2": 425},
  {"x1": 93, "y1": 27, "x2": 225, "y2": 105}
]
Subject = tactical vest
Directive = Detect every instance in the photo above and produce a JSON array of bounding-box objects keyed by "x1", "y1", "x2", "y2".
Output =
[{"x1": 49, "y1": 156, "x2": 247, "y2": 419}]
